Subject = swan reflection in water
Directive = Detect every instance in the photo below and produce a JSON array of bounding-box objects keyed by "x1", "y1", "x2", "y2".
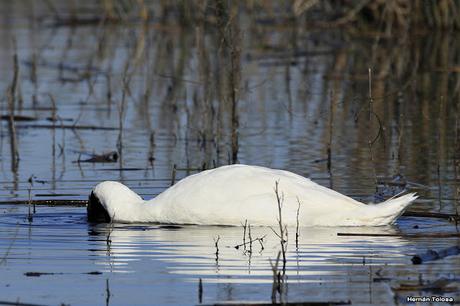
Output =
[
  {"x1": 88, "y1": 222, "x2": 414, "y2": 279},
  {"x1": 87, "y1": 220, "x2": 460, "y2": 304}
]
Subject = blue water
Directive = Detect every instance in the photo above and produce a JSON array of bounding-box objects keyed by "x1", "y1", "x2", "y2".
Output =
[
  {"x1": 0, "y1": 205, "x2": 458, "y2": 305},
  {"x1": 0, "y1": 2, "x2": 459, "y2": 305}
]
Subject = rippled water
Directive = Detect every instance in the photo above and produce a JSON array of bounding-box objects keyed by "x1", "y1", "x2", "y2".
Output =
[
  {"x1": 1, "y1": 205, "x2": 458, "y2": 305},
  {"x1": 0, "y1": 2, "x2": 460, "y2": 305}
]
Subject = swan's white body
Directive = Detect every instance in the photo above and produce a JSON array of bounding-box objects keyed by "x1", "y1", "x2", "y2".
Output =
[{"x1": 90, "y1": 164, "x2": 417, "y2": 226}]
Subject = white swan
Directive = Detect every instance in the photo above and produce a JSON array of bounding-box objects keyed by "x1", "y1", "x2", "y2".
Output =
[{"x1": 87, "y1": 164, "x2": 417, "y2": 226}]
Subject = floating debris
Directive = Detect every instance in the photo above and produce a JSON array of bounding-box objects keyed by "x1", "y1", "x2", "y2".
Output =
[
  {"x1": 337, "y1": 232, "x2": 460, "y2": 238},
  {"x1": 75, "y1": 151, "x2": 118, "y2": 163},
  {"x1": 16, "y1": 124, "x2": 119, "y2": 130},
  {"x1": 0, "y1": 114, "x2": 37, "y2": 121},
  {"x1": 403, "y1": 210, "x2": 460, "y2": 221},
  {"x1": 412, "y1": 246, "x2": 460, "y2": 264},
  {"x1": 393, "y1": 277, "x2": 458, "y2": 293},
  {"x1": 25, "y1": 271, "x2": 102, "y2": 277}
]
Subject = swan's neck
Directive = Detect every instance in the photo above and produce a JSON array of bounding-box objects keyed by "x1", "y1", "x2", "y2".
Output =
[{"x1": 102, "y1": 194, "x2": 160, "y2": 223}]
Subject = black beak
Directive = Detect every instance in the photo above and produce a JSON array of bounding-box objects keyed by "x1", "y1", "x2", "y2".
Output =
[{"x1": 87, "y1": 191, "x2": 111, "y2": 223}]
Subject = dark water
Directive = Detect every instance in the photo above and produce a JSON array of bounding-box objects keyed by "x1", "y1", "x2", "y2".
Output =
[{"x1": 0, "y1": 2, "x2": 459, "y2": 305}]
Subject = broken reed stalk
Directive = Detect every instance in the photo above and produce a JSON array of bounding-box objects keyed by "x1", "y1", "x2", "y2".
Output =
[
  {"x1": 234, "y1": 235, "x2": 266, "y2": 250},
  {"x1": 27, "y1": 193, "x2": 33, "y2": 222},
  {"x1": 273, "y1": 181, "x2": 287, "y2": 274},
  {"x1": 242, "y1": 219, "x2": 247, "y2": 251},
  {"x1": 49, "y1": 94, "x2": 57, "y2": 187},
  {"x1": 28, "y1": 175, "x2": 36, "y2": 213},
  {"x1": 27, "y1": 176, "x2": 33, "y2": 223},
  {"x1": 296, "y1": 197, "x2": 301, "y2": 249},
  {"x1": 171, "y1": 164, "x2": 177, "y2": 186},
  {"x1": 236, "y1": 220, "x2": 266, "y2": 253},
  {"x1": 198, "y1": 278, "x2": 203, "y2": 304},
  {"x1": 7, "y1": 43, "x2": 20, "y2": 171},
  {"x1": 368, "y1": 68, "x2": 377, "y2": 190},
  {"x1": 258, "y1": 236, "x2": 265, "y2": 251},
  {"x1": 269, "y1": 251, "x2": 281, "y2": 304},
  {"x1": 105, "y1": 278, "x2": 111, "y2": 306},
  {"x1": 248, "y1": 223, "x2": 253, "y2": 253},
  {"x1": 106, "y1": 214, "x2": 115, "y2": 248},
  {"x1": 214, "y1": 235, "x2": 220, "y2": 263}
]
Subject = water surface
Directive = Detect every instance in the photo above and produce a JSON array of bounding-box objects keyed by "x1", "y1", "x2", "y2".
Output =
[{"x1": 0, "y1": 2, "x2": 459, "y2": 305}]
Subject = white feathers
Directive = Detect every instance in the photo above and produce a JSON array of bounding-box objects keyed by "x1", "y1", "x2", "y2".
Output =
[{"x1": 91, "y1": 164, "x2": 417, "y2": 226}]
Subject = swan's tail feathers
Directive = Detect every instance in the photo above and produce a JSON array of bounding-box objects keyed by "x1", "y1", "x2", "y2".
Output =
[{"x1": 364, "y1": 193, "x2": 418, "y2": 226}]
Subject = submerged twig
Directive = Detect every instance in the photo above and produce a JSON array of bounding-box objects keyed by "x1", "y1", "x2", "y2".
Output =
[
  {"x1": 198, "y1": 278, "x2": 203, "y2": 304},
  {"x1": 105, "y1": 278, "x2": 111, "y2": 306},
  {"x1": 242, "y1": 219, "x2": 247, "y2": 251},
  {"x1": 27, "y1": 175, "x2": 34, "y2": 223},
  {"x1": 269, "y1": 251, "x2": 281, "y2": 304},
  {"x1": 233, "y1": 235, "x2": 266, "y2": 250},
  {"x1": 214, "y1": 235, "x2": 220, "y2": 264},
  {"x1": 296, "y1": 197, "x2": 301, "y2": 249},
  {"x1": 267, "y1": 180, "x2": 289, "y2": 304},
  {"x1": 248, "y1": 223, "x2": 253, "y2": 253},
  {"x1": 106, "y1": 214, "x2": 115, "y2": 248},
  {"x1": 273, "y1": 180, "x2": 287, "y2": 273},
  {"x1": 412, "y1": 246, "x2": 460, "y2": 264}
]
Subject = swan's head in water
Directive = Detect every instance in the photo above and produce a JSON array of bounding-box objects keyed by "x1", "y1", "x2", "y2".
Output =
[
  {"x1": 87, "y1": 190, "x2": 110, "y2": 223},
  {"x1": 87, "y1": 181, "x2": 143, "y2": 223}
]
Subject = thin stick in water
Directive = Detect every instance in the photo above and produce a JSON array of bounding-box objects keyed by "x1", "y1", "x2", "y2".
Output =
[
  {"x1": 296, "y1": 197, "x2": 301, "y2": 249},
  {"x1": 198, "y1": 278, "x2": 203, "y2": 304},
  {"x1": 171, "y1": 164, "x2": 177, "y2": 186},
  {"x1": 213, "y1": 235, "x2": 220, "y2": 264}
]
